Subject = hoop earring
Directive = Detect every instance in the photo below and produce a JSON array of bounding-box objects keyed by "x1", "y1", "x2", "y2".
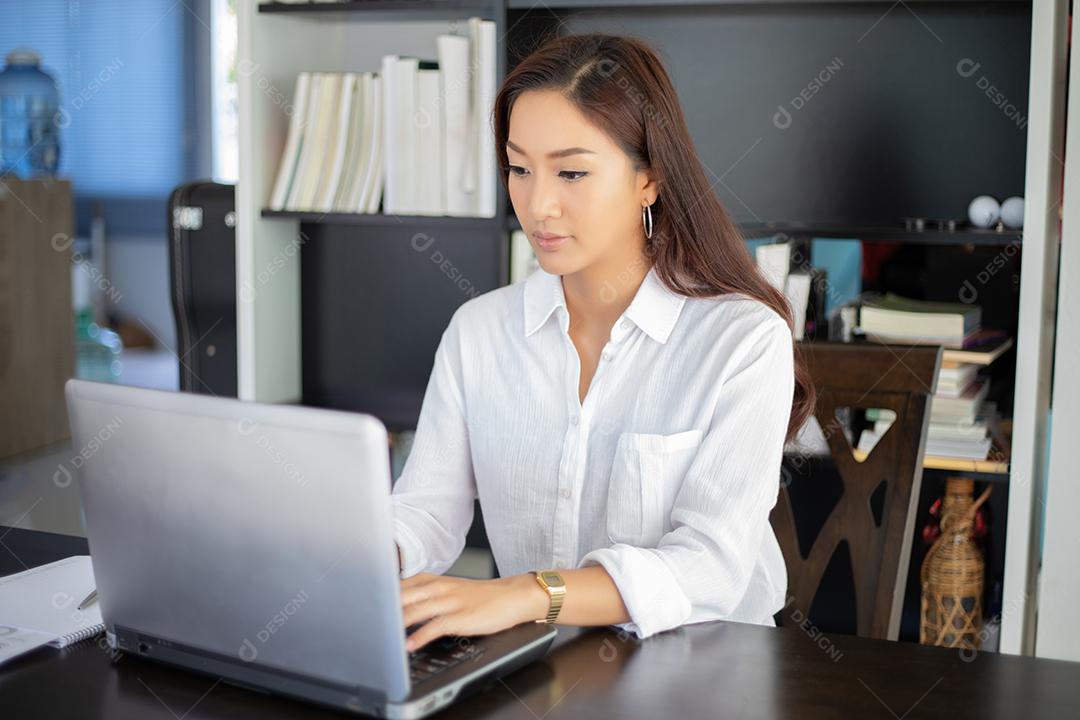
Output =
[{"x1": 642, "y1": 202, "x2": 653, "y2": 240}]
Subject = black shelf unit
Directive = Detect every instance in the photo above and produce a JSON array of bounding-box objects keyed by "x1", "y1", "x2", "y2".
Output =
[
  {"x1": 510, "y1": 0, "x2": 1019, "y2": 6},
  {"x1": 261, "y1": 209, "x2": 498, "y2": 232},
  {"x1": 254, "y1": 0, "x2": 1029, "y2": 638},
  {"x1": 505, "y1": 215, "x2": 1024, "y2": 247},
  {"x1": 740, "y1": 223, "x2": 1023, "y2": 247},
  {"x1": 259, "y1": 0, "x2": 501, "y2": 21},
  {"x1": 496, "y1": 0, "x2": 1027, "y2": 648}
]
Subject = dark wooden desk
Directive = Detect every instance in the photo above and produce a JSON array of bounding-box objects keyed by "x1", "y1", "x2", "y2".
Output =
[{"x1": 2, "y1": 527, "x2": 1078, "y2": 719}]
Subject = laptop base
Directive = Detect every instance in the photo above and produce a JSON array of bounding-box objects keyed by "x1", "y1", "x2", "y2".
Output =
[{"x1": 112, "y1": 622, "x2": 557, "y2": 719}]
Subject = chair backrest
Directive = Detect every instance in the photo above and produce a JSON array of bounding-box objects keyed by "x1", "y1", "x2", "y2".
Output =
[{"x1": 771, "y1": 342, "x2": 942, "y2": 640}]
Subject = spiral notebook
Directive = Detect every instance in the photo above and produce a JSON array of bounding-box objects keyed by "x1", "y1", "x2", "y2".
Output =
[{"x1": 0, "y1": 556, "x2": 104, "y2": 665}]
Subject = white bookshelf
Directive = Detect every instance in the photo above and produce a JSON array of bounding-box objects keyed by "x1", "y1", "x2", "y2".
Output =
[
  {"x1": 235, "y1": 1, "x2": 498, "y2": 402},
  {"x1": 998, "y1": 0, "x2": 1070, "y2": 657},
  {"x1": 1034, "y1": 0, "x2": 1080, "y2": 663}
]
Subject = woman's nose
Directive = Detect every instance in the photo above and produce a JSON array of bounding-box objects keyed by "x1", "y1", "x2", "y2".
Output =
[{"x1": 528, "y1": 174, "x2": 561, "y2": 221}]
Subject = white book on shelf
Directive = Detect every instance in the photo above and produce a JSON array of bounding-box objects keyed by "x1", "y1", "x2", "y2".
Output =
[
  {"x1": 938, "y1": 374, "x2": 978, "y2": 391},
  {"x1": 925, "y1": 436, "x2": 993, "y2": 460},
  {"x1": 316, "y1": 72, "x2": 358, "y2": 212},
  {"x1": 333, "y1": 73, "x2": 369, "y2": 212},
  {"x1": 438, "y1": 33, "x2": 473, "y2": 216},
  {"x1": 935, "y1": 386, "x2": 966, "y2": 400},
  {"x1": 345, "y1": 73, "x2": 380, "y2": 213},
  {"x1": 860, "y1": 294, "x2": 981, "y2": 342},
  {"x1": 929, "y1": 379, "x2": 990, "y2": 424},
  {"x1": 935, "y1": 376, "x2": 981, "y2": 400},
  {"x1": 877, "y1": 417, "x2": 990, "y2": 442},
  {"x1": 292, "y1": 72, "x2": 331, "y2": 210},
  {"x1": 382, "y1": 57, "x2": 421, "y2": 214},
  {"x1": 927, "y1": 400, "x2": 998, "y2": 441},
  {"x1": 395, "y1": 57, "x2": 420, "y2": 214},
  {"x1": 361, "y1": 73, "x2": 384, "y2": 214},
  {"x1": 295, "y1": 73, "x2": 342, "y2": 210},
  {"x1": 475, "y1": 19, "x2": 497, "y2": 218},
  {"x1": 939, "y1": 362, "x2": 979, "y2": 383},
  {"x1": 285, "y1": 71, "x2": 323, "y2": 210},
  {"x1": 784, "y1": 272, "x2": 812, "y2": 341},
  {"x1": 463, "y1": 18, "x2": 482, "y2": 198},
  {"x1": 417, "y1": 66, "x2": 444, "y2": 215},
  {"x1": 755, "y1": 241, "x2": 790, "y2": 292},
  {"x1": 927, "y1": 422, "x2": 990, "y2": 443},
  {"x1": 268, "y1": 71, "x2": 311, "y2": 211},
  {"x1": 307, "y1": 73, "x2": 344, "y2": 210},
  {"x1": 380, "y1": 55, "x2": 400, "y2": 214}
]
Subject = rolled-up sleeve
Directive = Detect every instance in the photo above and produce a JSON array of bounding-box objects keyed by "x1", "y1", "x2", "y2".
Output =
[
  {"x1": 577, "y1": 315, "x2": 794, "y2": 639},
  {"x1": 391, "y1": 309, "x2": 477, "y2": 578}
]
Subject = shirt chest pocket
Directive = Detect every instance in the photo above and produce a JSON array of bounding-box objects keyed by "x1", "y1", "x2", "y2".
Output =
[{"x1": 605, "y1": 429, "x2": 704, "y2": 547}]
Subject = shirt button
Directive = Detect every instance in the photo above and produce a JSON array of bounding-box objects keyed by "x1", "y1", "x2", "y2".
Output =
[
  {"x1": 601, "y1": 351, "x2": 612, "y2": 361},
  {"x1": 620, "y1": 319, "x2": 630, "y2": 329},
  {"x1": 570, "y1": 415, "x2": 579, "y2": 426},
  {"x1": 560, "y1": 488, "x2": 571, "y2": 498}
]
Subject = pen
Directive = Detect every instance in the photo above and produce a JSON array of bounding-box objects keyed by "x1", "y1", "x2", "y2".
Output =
[{"x1": 77, "y1": 589, "x2": 97, "y2": 610}]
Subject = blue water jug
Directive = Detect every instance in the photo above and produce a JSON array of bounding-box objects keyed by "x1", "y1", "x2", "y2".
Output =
[{"x1": 0, "y1": 48, "x2": 60, "y2": 177}]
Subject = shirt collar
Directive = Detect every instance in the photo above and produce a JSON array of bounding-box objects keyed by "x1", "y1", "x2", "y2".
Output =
[{"x1": 523, "y1": 266, "x2": 688, "y2": 344}]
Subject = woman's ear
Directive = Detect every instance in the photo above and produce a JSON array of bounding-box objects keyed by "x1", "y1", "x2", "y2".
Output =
[{"x1": 638, "y1": 169, "x2": 659, "y2": 206}]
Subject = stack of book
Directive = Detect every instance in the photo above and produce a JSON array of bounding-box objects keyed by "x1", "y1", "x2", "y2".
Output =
[
  {"x1": 859, "y1": 293, "x2": 981, "y2": 348},
  {"x1": 854, "y1": 293, "x2": 1014, "y2": 463},
  {"x1": 267, "y1": 17, "x2": 497, "y2": 217},
  {"x1": 859, "y1": 387, "x2": 997, "y2": 462},
  {"x1": 860, "y1": 398, "x2": 997, "y2": 461}
]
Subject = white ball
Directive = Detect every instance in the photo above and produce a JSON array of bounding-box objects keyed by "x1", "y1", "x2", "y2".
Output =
[
  {"x1": 968, "y1": 195, "x2": 1001, "y2": 228},
  {"x1": 1001, "y1": 196, "x2": 1024, "y2": 229}
]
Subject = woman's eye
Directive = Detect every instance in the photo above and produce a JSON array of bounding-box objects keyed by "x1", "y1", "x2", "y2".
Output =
[{"x1": 507, "y1": 166, "x2": 587, "y2": 182}]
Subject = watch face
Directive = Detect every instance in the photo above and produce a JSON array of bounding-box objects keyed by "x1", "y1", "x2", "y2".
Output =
[{"x1": 541, "y1": 571, "x2": 565, "y2": 587}]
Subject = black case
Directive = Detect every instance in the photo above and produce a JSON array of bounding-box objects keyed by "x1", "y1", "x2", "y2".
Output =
[{"x1": 167, "y1": 181, "x2": 238, "y2": 397}]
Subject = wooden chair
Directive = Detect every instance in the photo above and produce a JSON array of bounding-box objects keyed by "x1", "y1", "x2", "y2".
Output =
[{"x1": 771, "y1": 342, "x2": 942, "y2": 640}]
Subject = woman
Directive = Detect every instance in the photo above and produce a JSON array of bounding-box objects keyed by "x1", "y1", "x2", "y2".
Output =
[{"x1": 394, "y1": 32, "x2": 813, "y2": 652}]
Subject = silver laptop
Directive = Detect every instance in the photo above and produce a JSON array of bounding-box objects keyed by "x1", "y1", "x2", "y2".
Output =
[{"x1": 65, "y1": 379, "x2": 556, "y2": 719}]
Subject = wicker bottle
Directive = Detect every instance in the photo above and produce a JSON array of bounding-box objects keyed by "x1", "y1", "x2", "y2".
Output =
[{"x1": 919, "y1": 477, "x2": 992, "y2": 649}]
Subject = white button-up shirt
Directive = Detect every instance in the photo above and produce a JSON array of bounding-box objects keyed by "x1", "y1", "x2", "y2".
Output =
[{"x1": 391, "y1": 265, "x2": 793, "y2": 639}]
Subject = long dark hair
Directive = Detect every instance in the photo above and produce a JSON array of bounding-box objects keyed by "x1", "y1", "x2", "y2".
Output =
[{"x1": 493, "y1": 32, "x2": 814, "y2": 441}]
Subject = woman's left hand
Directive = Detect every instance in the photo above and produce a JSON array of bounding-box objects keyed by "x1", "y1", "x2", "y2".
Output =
[{"x1": 401, "y1": 572, "x2": 547, "y2": 652}]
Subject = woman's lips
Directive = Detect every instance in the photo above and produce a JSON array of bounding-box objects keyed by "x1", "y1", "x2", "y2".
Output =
[{"x1": 534, "y1": 233, "x2": 570, "y2": 251}]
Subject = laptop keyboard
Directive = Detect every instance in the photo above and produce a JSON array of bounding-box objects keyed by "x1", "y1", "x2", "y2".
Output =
[{"x1": 407, "y1": 633, "x2": 485, "y2": 685}]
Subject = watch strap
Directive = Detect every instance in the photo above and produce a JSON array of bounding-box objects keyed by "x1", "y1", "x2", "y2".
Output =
[{"x1": 531, "y1": 570, "x2": 566, "y2": 624}]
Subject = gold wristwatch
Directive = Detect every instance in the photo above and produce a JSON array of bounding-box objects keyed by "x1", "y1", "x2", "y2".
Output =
[{"x1": 531, "y1": 570, "x2": 566, "y2": 624}]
